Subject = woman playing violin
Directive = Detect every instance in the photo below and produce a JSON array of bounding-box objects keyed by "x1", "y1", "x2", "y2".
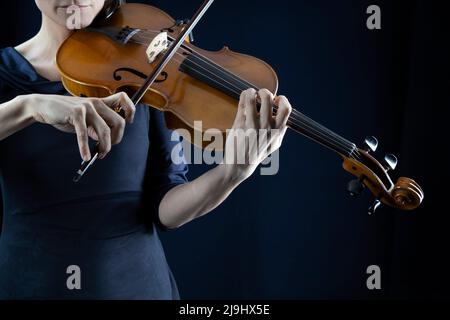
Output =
[{"x1": 0, "y1": 0, "x2": 292, "y2": 299}]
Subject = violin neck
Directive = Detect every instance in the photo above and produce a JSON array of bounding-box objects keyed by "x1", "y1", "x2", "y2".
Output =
[
  {"x1": 178, "y1": 52, "x2": 356, "y2": 156},
  {"x1": 286, "y1": 108, "x2": 357, "y2": 157}
]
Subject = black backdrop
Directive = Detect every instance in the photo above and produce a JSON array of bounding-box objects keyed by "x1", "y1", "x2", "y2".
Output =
[{"x1": 0, "y1": 0, "x2": 446, "y2": 299}]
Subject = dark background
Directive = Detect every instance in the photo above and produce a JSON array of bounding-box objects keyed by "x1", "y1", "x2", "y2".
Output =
[{"x1": 0, "y1": 0, "x2": 446, "y2": 299}]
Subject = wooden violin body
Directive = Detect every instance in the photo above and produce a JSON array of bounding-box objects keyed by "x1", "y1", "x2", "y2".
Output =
[
  {"x1": 57, "y1": 3, "x2": 277, "y2": 142},
  {"x1": 57, "y1": 3, "x2": 424, "y2": 212}
]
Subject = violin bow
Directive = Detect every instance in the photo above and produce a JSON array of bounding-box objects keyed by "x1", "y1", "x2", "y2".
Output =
[{"x1": 73, "y1": 0, "x2": 215, "y2": 182}]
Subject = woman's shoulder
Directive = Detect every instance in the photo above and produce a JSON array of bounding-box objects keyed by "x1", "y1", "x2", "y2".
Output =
[
  {"x1": 0, "y1": 48, "x2": 14, "y2": 95},
  {"x1": 0, "y1": 47, "x2": 22, "y2": 97},
  {"x1": 0, "y1": 47, "x2": 18, "y2": 68},
  {"x1": 0, "y1": 47, "x2": 25, "y2": 82},
  {"x1": 0, "y1": 46, "x2": 66, "y2": 96},
  {"x1": 0, "y1": 47, "x2": 12, "y2": 74},
  {"x1": 0, "y1": 46, "x2": 13, "y2": 56}
]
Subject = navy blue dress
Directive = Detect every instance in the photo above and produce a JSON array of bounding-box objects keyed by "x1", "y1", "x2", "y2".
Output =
[{"x1": 0, "y1": 47, "x2": 188, "y2": 299}]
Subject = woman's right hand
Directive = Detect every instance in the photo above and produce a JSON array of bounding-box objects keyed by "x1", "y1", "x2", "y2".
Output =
[{"x1": 28, "y1": 92, "x2": 135, "y2": 161}]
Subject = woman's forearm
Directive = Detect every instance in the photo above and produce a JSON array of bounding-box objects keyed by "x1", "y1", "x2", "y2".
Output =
[
  {"x1": 158, "y1": 89, "x2": 292, "y2": 230},
  {"x1": 0, "y1": 95, "x2": 35, "y2": 140},
  {"x1": 158, "y1": 164, "x2": 244, "y2": 229}
]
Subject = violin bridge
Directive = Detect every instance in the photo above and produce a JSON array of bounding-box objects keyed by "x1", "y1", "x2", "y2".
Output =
[{"x1": 146, "y1": 32, "x2": 169, "y2": 64}]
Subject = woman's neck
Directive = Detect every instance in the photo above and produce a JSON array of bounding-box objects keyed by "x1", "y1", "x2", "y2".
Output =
[{"x1": 15, "y1": 15, "x2": 73, "y2": 81}]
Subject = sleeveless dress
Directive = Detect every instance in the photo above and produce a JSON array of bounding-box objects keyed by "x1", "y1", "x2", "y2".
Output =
[{"x1": 0, "y1": 47, "x2": 188, "y2": 299}]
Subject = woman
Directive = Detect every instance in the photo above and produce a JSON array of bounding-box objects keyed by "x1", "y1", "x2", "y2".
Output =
[{"x1": 0, "y1": 0, "x2": 291, "y2": 299}]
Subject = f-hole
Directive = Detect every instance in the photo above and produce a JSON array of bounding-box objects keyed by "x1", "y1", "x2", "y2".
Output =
[{"x1": 113, "y1": 68, "x2": 168, "y2": 83}]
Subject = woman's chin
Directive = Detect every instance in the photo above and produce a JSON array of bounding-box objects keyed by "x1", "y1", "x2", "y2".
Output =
[
  {"x1": 76, "y1": 18, "x2": 95, "y2": 29},
  {"x1": 64, "y1": 15, "x2": 96, "y2": 30}
]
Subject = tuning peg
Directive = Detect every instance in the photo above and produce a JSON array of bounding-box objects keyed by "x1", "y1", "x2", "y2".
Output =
[
  {"x1": 364, "y1": 136, "x2": 378, "y2": 152},
  {"x1": 384, "y1": 154, "x2": 398, "y2": 171},
  {"x1": 347, "y1": 179, "x2": 365, "y2": 197},
  {"x1": 368, "y1": 199, "x2": 381, "y2": 215}
]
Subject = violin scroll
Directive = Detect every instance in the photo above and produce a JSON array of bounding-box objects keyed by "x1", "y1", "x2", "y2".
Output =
[
  {"x1": 391, "y1": 177, "x2": 424, "y2": 210},
  {"x1": 342, "y1": 147, "x2": 424, "y2": 212}
]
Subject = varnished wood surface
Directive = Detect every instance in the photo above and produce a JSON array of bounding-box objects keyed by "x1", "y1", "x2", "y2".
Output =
[{"x1": 57, "y1": 3, "x2": 278, "y2": 147}]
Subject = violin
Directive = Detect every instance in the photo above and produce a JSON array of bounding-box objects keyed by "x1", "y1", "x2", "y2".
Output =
[{"x1": 56, "y1": 1, "x2": 424, "y2": 213}]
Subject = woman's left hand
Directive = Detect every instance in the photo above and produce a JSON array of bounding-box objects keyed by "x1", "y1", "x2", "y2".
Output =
[
  {"x1": 222, "y1": 88, "x2": 292, "y2": 182},
  {"x1": 159, "y1": 88, "x2": 292, "y2": 229}
]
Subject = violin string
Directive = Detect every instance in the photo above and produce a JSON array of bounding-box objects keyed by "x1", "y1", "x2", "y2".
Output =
[
  {"x1": 128, "y1": 36, "x2": 359, "y2": 158},
  {"x1": 132, "y1": 31, "x2": 358, "y2": 153},
  {"x1": 128, "y1": 33, "x2": 359, "y2": 158},
  {"x1": 168, "y1": 58, "x2": 358, "y2": 157},
  {"x1": 127, "y1": 35, "x2": 359, "y2": 158}
]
